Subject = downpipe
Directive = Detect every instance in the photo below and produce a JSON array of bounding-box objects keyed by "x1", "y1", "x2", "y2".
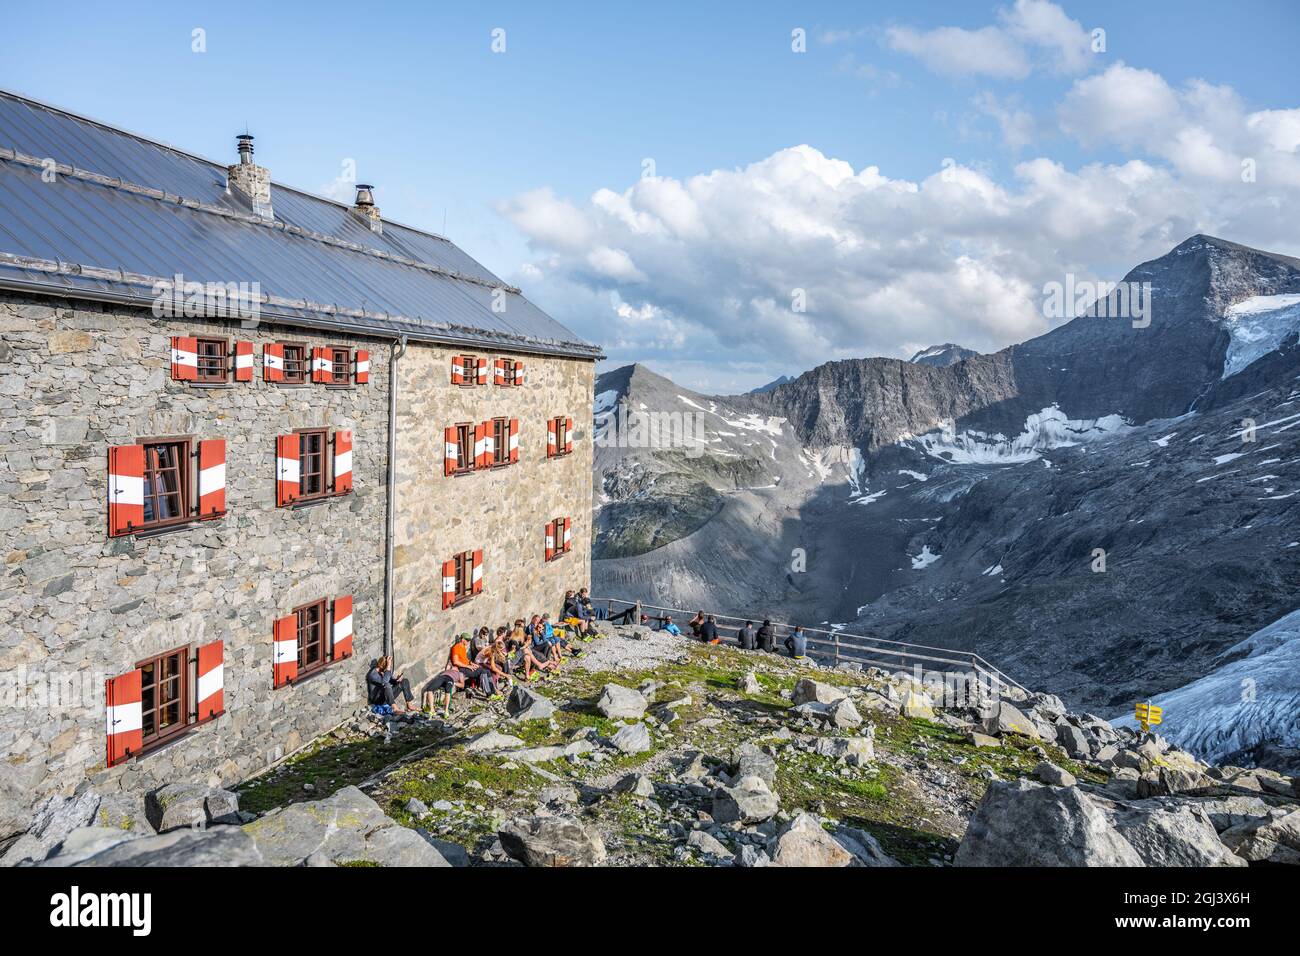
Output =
[{"x1": 383, "y1": 336, "x2": 408, "y2": 662}]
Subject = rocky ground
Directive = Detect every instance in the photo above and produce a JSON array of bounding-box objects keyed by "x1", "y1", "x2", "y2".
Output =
[{"x1": 4, "y1": 624, "x2": 1298, "y2": 867}]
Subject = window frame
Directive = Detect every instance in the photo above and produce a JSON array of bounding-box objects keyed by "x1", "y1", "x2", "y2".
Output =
[
  {"x1": 294, "y1": 598, "x2": 329, "y2": 680},
  {"x1": 137, "y1": 436, "x2": 194, "y2": 533},
  {"x1": 550, "y1": 416, "x2": 570, "y2": 458},
  {"x1": 498, "y1": 357, "x2": 518, "y2": 387},
  {"x1": 456, "y1": 354, "x2": 480, "y2": 388},
  {"x1": 451, "y1": 550, "x2": 474, "y2": 605},
  {"x1": 135, "y1": 644, "x2": 192, "y2": 753},
  {"x1": 295, "y1": 427, "x2": 331, "y2": 501},
  {"x1": 453, "y1": 421, "x2": 474, "y2": 474},
  {"x1": 327, "y1": 345, "x2": 353, "y2": 388},
  {"x1": 194, "y1": 336, "x2": 230, "y2": 385},
  {"x1": 491, "y1": 417, "x2": 510, "y2": 467},
  {"x1": 280, "y1": 342, "x2": 308, "y2": 385},
  {"x1": 547, "y1": 517, "x2": 570, "y2": 561}
]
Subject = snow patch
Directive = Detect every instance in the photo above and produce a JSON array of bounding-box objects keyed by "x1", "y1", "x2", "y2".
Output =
[
  {"x1": 911, "y1": 545, "x2": 940, "y2": 569},
  {"x1": 911, "y1": 405, "x2": 1130, "y2": 465},
  {"x1": 897, "y1": 469, "x2": 928, "y2": 482}
]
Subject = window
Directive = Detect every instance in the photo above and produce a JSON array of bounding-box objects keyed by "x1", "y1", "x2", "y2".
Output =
[
  {"x1": 142, "y1": 439, "x2": 191, "y2": 529},
  {"x1": 298, "y1": 429, "x2": 329, "y2": 499},
  {"x1": 295, "y1": 600, "x2": 327, "y2": 678},
  {"x1": 282, "y1": 343, "x2": 306, "y2": 384},
  {"x1": 453, "y1": 355, "x2": 482, "y2": 386},
  {"x1": 549, "y1": 416, "x2": 571, "y2": 458},
  {"x1": 546, "y1": 517, "x2": 572, "y2": 561},
  {"x1": 195, "y1": 337, "x2": 228, "y2": 384},
  {"x1": 139, "y1": 646, "x2": 189, "y2": 749},
  {"x1": 454, "y1": 551, "x2": 472, "y2": 601},
  {"x1": 491, "y1": 417, "x2": 509, "y2": 466},
  {"x1": 329, "y1": 346, "x2": 352, "y2": 386},
  {"x1": 455, "y1": 422, "x2": 473, "y2": 472}
]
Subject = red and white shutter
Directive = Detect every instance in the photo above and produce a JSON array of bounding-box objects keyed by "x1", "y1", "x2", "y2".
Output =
[
  {"x1": 563, "y1": 516, "x2": 572, "y2": 553},
  {"x1": 547, "y1": 419, "x2": 557, "y2": 458},
  {"x1": 473, "y1": 422, "x2": 487, "y2": 469},
  {"x1": 263, "y1": 343, "x2": 285, "y2": 383},
  {"x1": 471, "y1": 548, "x2": 484, "y2": 594},
  {"x1": 355, "y1": 349, "x2": 370, "y2": 384},
  {"x1": 493, "y1": 358, "x2": 505, "y2": 386},
  {"x1": 105, "y1": 669, "x2": 143, "y2": 768},
  {"x1": 311, "y1": 347, "x2": 329, "y2": 383},
  {"x1": 476, "y1": 358, "x2": 488, "y2": 385},
  {"x1": 565, "y1": 417, "x2": 574, "y2": 455},
  {"x1": 483, "y1": 421, "x2": 495, "y2": 465},
  {"x1": 197, "y1": 438, "x2": 226, "y2": 519},
  {"x1": 451, "y1": 356, "x2": 465, "y2": 385},
  {"x1": 545, "y1": 520, "x2": 556, "y2": 561},
  {"x1": 276, "y1": 434, "x2": 300, "y2": 507},
  {"x1": 444, "y1": 426, "x2": 458, "y2": 476},
  {"x1": 514, "y1": 361, "x2": 524, "y2": 386},
  {"x1": 332, "y1": 595, "x2": 354, "y2": 660},
  {"x1": 509, "y1": 418, "x2": 520, "y2": 463},
  {"x1": 441, "y1": 559, "x2": 456, "y2": 609},
  {"x1": 107, "y1": 444, "x2": 144, "y2": 537},
  {"x1": 196, "y1": 639, "x2": 225, "y2": 721},
  {"x1": 273, "y1": 615, "x2": 298, "y2": 688},
  {"x1": 333, "y1": 429, "x2": 353, "y2": 495},
  {"x1": 234, "y1": 341, "x2": 254, "y2": 382},
  {"x1": 170, "y1": 336, "x2": 197, "y2": 381}
]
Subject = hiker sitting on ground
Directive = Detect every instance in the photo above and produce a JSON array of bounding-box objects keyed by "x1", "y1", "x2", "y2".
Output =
[
  {"x1": 448, "y1": 633, "x2": 493, "y2": 696},
  {"x1": 578, "y1": 588, "x2": 605, "y2": 620},
  {"x1": 700, "y1": 614, "x2": 720, "y2": 645},
  {"x1": 542, "y1": 612, "x2": 580, "y2": 657},
  {"x1": 510, "y1": 618, "x2": 551, "y2": 679},
  {"x1": 756, "y1": 619, "x2": 776, "y2": 653},
  {"x1": 470, "y1": 626, "x2": 492, "y2": 660},
  {"x1": 476, "y1": 630, "x2": 512, "y2": 696},
  {"x1": 422, "y1": 666, "x2": 464, "y2": 717},
  {"x1": 687, "y1": 610, "x2": 706, "y2": 637},
  {"x1": 660, "y1": 614, "x2": 682, "y2": 636},
  {"x1": 529, "y1": 615, "x2": 561, "y2": 668},
  {"x1": 784, "y1": 626, "x2": 808, "y2": 660},
  {"x1": 367, "y1": 656, "x2": 416, "y2": 713},
  {"x1": 561, "y1": 590, "x2": 596, "y2": 637},
  {"x1": 737, "y1": 620, "x2": 756, "y2": 650}
]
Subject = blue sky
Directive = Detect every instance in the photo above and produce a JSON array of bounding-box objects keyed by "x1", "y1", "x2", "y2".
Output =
[{"x1": 4, "y1": 1, "x2": 1298, "y2": 390}]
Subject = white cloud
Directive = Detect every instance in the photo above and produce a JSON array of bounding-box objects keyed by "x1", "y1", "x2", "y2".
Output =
[{"x1": 887, "y1": 1, "x2": 1098, "y2": 79}]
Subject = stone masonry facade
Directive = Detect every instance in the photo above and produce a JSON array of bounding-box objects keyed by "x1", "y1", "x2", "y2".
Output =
[
  {"x1": 392, "y1": 344, "x2": 594, "y2": 686},
  {"x1": 0, "y1": 291, "x2": 391, "y2": 836}
]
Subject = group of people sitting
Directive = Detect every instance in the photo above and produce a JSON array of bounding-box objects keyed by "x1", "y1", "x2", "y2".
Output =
[
  {"x1": 364, "y1": 587, "x2": 604, "y2": 718},
  {"x1": 652, "y1": 610, "x2": 810, "y2": 659}
]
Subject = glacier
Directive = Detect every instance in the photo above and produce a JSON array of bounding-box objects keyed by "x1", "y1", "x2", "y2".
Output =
[
  {"x1": 1112, "y1": 607, "x2": 1300, "y2": 764},
  {"x1": 911, "y1": 405, "x2": 1130, "y2": 464},
  {"x1": 1220, "y1": 294, "x2": 1300, "y2": 379}
]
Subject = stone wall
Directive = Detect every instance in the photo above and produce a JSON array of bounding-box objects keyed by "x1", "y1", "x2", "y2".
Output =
[
  {"x1": 393, "y1": 344, "x2": 594, "y2": 684},
  {"x1": 0, "y1": 291, "x2": 391, "y2": 837}
]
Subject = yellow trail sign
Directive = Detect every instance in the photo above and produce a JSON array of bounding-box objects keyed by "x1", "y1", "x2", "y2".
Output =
[{"x1": 1135, "y1": 701, "x2": 1163, "y2": 732}]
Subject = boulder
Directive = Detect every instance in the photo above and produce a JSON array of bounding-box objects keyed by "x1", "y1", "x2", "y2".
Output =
[
  {"x1": 36, "y1": 827, "x2": 140, "y2": 866},
  {"x1": 595, "y1": 684, "x2": 648, "y2": 719},
  {"x1": 46, "y1": 826, "x2": 263, "y2": 867},
  {"x1": 1034, "y1": 761, "x2": 1077, "y2": 787},
  {"x1": 712, "y1": 776, "x2": 780, "y2": 825},
  {"x1": 738, "y1": 672, "x2": 763, "y2": 695},
  {"x1": 833, "y1": 825, "x2": 899, "y2": 866},
  {"x1": 0, "y1": 789, "x2": 103, "y2": 865},
  {"x1": 609, "y1": 723, "x2": 652, "y2": 755},
  {"x1": 980, "y1": 701, "x2": 1041, "y2": 739},
  {"x1": 898, "y1": 690, "x2": 935, "y2": 720},
  {"x1": 767, "y1": 813, "x2": 853, "y2": 867},
  {"x1": 828, "y1": 697, "x2": 863, "y2": 729},
  {"x1": 1055, "y1": 723, "x2": 1092, "y2": 758},
  {"x1": 146, "y1": 783, "x2": 242, "y2": 833},
  {"x1": 955, "y1": 780, "x2": 1144, "y2": 866},
  {"x1": 965, "y1": 731, "x2": 1001, "y2": 749},
  {"x1": 732, "y1": 743, "x2": 778, "y2": 788},
  {"x1": 614, "y1": 773, "x2": 656, "y2": 798},
  {"x1": 1136, "y1": 766, "x2": 1218, "y2": 798},
  {"x1": 1219, "y1": 810, "x2": 1300, "y2": 865},
  {"x1": 506, "y1": 685, "x2": 556, "y2": 721},
  {"x1": 687, "y1": 829, "x2": 734, "y2": 861},
  {"x1": 791, "y1": 678, "x2": 848, "y2": 706},
  {"x1": 1110, "y1": 805, "x2": 1247, "y2": 867},
  {"x1": 498, "y1": 815, "x2": 607, "y2": 867},
  {"x1": 735, "y1": 844, "x2": 770, "y2": 867},
  {"x1": 242, "y1": 786, "x2": 454, "y2": 867},
  {"x1": 792, "y1": 701, "x2": 832, "y2": 721},
  {"x1": 503, "y1": 739, "x2": 595, "y2": 764},
  {"x1": 813, "y1": 737, "x2": 875, "y2": 766},
  {"x1": 465, "y1": 731, "x2": 526, "y2": 754}
]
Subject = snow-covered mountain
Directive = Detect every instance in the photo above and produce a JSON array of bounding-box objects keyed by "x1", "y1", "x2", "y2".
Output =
[{"x1": 591, "y1": 236, "x2": 1300, "y2": 759}]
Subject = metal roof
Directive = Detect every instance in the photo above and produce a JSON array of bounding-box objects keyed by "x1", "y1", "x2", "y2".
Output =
[{"x1": 0, "y1": 90, "x2": 602, "y2": 359}]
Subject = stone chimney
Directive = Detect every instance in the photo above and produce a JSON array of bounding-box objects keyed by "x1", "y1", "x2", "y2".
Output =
[
  {"x1": 226, "y1": 134, "x2": 274, "y2": 220},
  {"x1": 350, "y1": 184, "x2": 382, "y2": 234}
]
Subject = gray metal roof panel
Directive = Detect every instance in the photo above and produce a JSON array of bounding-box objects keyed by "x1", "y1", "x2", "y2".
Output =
[{"x1": 0, "y1": 90, "x2": 601, "y2": 358}]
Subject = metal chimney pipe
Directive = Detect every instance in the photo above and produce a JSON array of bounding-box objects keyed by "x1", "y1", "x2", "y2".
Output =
[
  {"x1": 354, "y1": 184, "x2": 375, "y2": 207},
  {"x1": 236, "y1": 134, "x2": 255, "y2": 165}
]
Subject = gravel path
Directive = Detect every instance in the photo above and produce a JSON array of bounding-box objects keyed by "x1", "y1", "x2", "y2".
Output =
[{"x1": 575, "y1": 624, "x2": 695, "y2": 673}]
